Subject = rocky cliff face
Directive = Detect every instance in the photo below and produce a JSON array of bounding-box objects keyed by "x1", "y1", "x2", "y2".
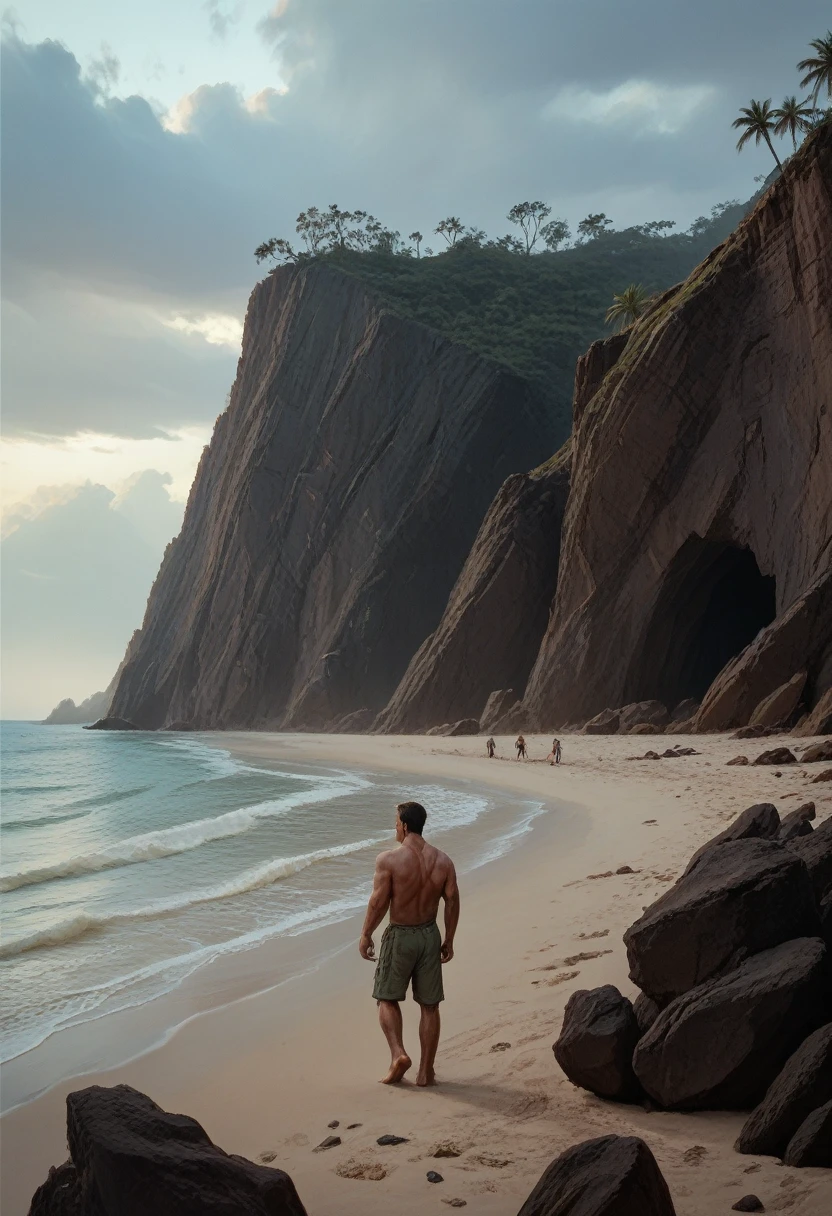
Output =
[
  {"x1": 108, "y1": 265, "x2": 555, "y2": 729},
  {"x1": 521, "y1": 126, "x2": 832, "y2": 730},
  {"x1": 375, "y1": 441, "x2": 571, "y2": 733}
]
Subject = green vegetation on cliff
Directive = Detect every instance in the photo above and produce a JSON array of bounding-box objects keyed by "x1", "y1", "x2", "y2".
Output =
[{"x1": 313, "y1": 203, "x2": 748, "y2": 445}]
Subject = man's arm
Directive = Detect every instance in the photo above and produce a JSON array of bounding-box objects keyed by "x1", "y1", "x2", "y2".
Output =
[
  {"x1": 440, "y1": 861, "x2": 460, "y2": 963},
  {"x1": 359, "y1": 854, "x2": 393, "y2": 960}
]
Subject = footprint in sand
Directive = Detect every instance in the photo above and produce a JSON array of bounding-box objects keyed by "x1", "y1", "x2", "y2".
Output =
[
  {"x1": 536, "y1": 950, "x2": 612, "y2": 970},
  {"x1": 532, "y1": 969, "x2": 580, "y2": 987},
  {"x1": 258, "y1": 1150, "x2": 277, "y2": 1163},
  {"x1": 682, "y1": 1145, "x2": 707, "y2": 1165},
  {"x1": 576, "y1": 929, "x2": 610, "y2": 940},
  {"x1": 336, "y1": 1158, "x2": 388, "y2": 1181}
]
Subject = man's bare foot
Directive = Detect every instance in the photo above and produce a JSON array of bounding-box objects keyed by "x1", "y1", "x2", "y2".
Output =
[
  {"x1": 416, "y1": 1067, "x2": 436, "y2": 1087},
  {"x1": 380, "y1": 1054, "x2": 412, "y2": 1084}
]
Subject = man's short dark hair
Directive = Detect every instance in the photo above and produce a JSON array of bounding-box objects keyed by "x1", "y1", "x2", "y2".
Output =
[{"x1": 397, "y1": 801, "x2": 427, "y2": 835}]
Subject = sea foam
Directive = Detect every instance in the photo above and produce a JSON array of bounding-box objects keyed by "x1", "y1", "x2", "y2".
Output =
[
  {"x1": 0, "y1": 834, "x2": 386, "y2": 959},
  {"x1": 0, "y1": 774, "x2": 365, "y2": 893}
]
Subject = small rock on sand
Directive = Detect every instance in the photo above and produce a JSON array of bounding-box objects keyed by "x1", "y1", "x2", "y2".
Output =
[
  {"x1": 616, "y1": 865, "x2": 635, "y2": 874},
  {"x1": 490, "y1": 1042, "x2": 511, "y2": 1052},
  {"x1": 314, "y1": 1136, "x2": 341, "y2": 1152},
  {"x1": 377, "y1": 1134, "x2": 408, "y2": 1146},
  {"x1": 727, "y1": 756, "x2": 750, "y2": 765},
  {"x1": 732, "y1": 1197, "x2": 764, "y2": 1212},
  {"x1": 443, "y1": 1201, "x2": 467, "y2": 1208},
  {"x1": 328, "y1": 1120, "x2": 340, "y2": 1128},
  {"x1": 427, "y1": 1170, "x2": 444, "y2": 1183},
  {"x1": 347, "y1": 1123, "x2": 362, "y2": 1129},
  {"x1": 811, "y1": 768, "x2": 832, "y2": 782}
]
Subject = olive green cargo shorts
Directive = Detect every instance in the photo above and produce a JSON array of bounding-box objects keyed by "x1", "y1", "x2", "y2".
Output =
[{"x1": 372, "y1": 920, "x2": 444, "y2": 1005}]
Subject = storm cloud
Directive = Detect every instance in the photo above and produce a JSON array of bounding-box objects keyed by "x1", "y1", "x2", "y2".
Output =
[{"x1": 2, "y1": 1, "x2": 828, "y2": 440}]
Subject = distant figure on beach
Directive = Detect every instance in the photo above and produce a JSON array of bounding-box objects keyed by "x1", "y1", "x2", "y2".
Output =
[
  {"x1": 515, "y1": 734, "x2": 527, "y2": 760},
  {"x1": 359, "y1": 801, "x2": 460, "y2": 1086},
  {"x1": 486, "y1": 737, "x2": 496, "y2": 758},
  {"x1": 553, "y1": 738, "x2": 562, "y2": 765}
]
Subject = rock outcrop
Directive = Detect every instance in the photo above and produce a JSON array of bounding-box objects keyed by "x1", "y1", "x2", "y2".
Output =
[
  {"x1": 624, "y1": 839, "x2": 819, "y2": 1004},
  {"x1": 553, "y1": 985, "x2": 641, "y2": 1101},
  {"x1": 106, "y1": 264, "x2": 554, "y2": 730},
  {"x1": 632, "y1": 937, "x2": 832, "y2": 1110},
  {"x1": 42, "y1": 690, "x2": 110, "y2": 726},
  {"x1": 27, "y1": 1084, "x2": 307, "y2": 1216},
  {"x1": 517, "y1": 1135, "x2": 676, "y2": 1216},
  {"x1": 783, "y1": 1099, "x2": 832, "y2": 1167},
  {"x1": 519, "y1": 127, "x2": 832, "y2": 731},
  {"x1": 374, "y1": 444, "x2": 570, "y2": 733},
  {"x1": 736, "y1": 1022, "x2": 832, "y2": 1157}
]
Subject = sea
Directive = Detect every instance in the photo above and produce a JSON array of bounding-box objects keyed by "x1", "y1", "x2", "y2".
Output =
[{"x1": 0, "y1": 722, "x2": 546, "y2": 1106}]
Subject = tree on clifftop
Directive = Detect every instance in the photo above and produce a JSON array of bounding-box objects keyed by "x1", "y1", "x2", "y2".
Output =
[
  {"x1": 435, "y1": 216, "x2": 465, "y2": 246},
  {"x1": 772, "y1": 96, "x2": 815, "y2": 150},
  {"x1": 798, "y1": 32, "x2": 832, "y2": 104},
  {"x1": 507, "y1": 201, "x2": 551, "y2": 254},
  {"x1": 606, "y1": 283, "x2": 649, "y2": 331},
  {"x1": 577, "y1": 213, "x2": 613, "y2": 241},
  {"x1": 733, "y1": 99, "x2": 782, "y2": 169}
]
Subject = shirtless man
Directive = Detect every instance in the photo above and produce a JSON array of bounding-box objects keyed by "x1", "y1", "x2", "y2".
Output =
[{"x1": 359, "y1": 801, "x2": 460, "y2": 1086}]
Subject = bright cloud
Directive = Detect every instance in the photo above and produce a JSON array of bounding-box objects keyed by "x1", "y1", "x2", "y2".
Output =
[
  {"x1": 543, "y1": 79, "x2": 717, "y2": 135},
  {"x1": 162, "y1": 312, "x2": 244, "y2": 348}
]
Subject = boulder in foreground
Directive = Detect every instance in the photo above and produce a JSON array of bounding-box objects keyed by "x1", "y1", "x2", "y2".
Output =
[
  {"x1": 632, "y1": 937, "x2": 831, "y2": 1110},
  {"x1": 27, "y1": 1084, "x2": 308, "y2": 1216},
  {"x1": 624, "y1": 839, "x2": 818, "y2": 1003},
  {"x1": 783, "y1": 1098, "x2": 832, "y2": 1167},
  {"x1": 736, "y1": 1022, "x2": 832, "y2": 1157},
  {"x1": 517, "y1": 1134, "x2": 676, "y2": 1216},
  {"x1": 684, "y1": 802, "x2": 780, "y2": 872},
  {"x1": 786, "y1": 816, "x2": 832, "y2": 902},
  {"x1": 553, "y1": 985, "x2": 641, "y2": 1101}
]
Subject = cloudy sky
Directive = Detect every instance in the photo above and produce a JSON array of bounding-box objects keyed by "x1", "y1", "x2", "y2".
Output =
[{"x1": 1, "y1": 0, "x2": 827, "y2": 715}]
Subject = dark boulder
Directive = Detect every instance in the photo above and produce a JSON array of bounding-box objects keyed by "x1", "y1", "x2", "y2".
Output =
[
  {"x1": 671, "y1": 698, "x2": 700, "y2": 723},
  {"x1": 783, "y1": 1099, "x2": 832, "y2": 1167},
  {"x1": 777, "y1": 802, "x2": 816, "y2": 842},
  {"x1": 633, "y1": 992, "x2": 661, "y2": 1036},
  {"x1": 618, "y1": 701, "x2": 669, "y2": 733},
  {"x1": 793, "y1": 688, "x2": 832, "y2": 737},
  {"x1": 553, "y1": 986, "x2": 641, "y2": 1101},
  {"x1": 84, "y1": 717, "x2": 141, "y2": 731},
  {"x1": 801, "y1": 740, "x2": 832, "y2": 763},
  {"x1": 632, "y1": 938, "x2": 832, "y2": 1110},
  {"x1": 27, "y1": 1084, "x2": 308, "y2": 1216},
  {"x1": 753, "y1": 747, "x2": 797, "y2": 765},
  {"x1": 446, "y1": 718, "x2": 481, "y2": 736},
  {"x1": 517, "y1": 1134, "x2": 676, "y2": 1216},
  {"x1": 787, "y1": 817, "x2": 832, "y2": 902},
  {"x1": 584, "y1": 709, "x2": 620, "y2": 735},
  {"x1": 625, "y1": 839, "x2": 819, "y2": 1004},
  {"x1": 685, "y1": 803, "x2": 780, "y2": 873},
  {"x1": 821, "y1": 892, "x2": 832, "y2": 948},
  {"x1": 736, "y1": 1022, "x2": 832, "y2": 1156},
  {"x1": 749, "y1": 671, "x2": 807, "y2": 728}
]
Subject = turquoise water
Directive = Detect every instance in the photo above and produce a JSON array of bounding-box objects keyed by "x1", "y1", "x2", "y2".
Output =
[{"x1": 1, "y1": 723, "x2": 544, "y2": 1073}]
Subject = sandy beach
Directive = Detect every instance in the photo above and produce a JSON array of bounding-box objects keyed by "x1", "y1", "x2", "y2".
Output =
[{"x1": 3, "y1": 729, "x2": 832, "y2": 1215}]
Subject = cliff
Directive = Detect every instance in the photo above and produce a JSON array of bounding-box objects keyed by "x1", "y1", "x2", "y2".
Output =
[
  {"x1": 374, "y1": 441, "x2": 571, "y2": 733},
  {"x1": 107, "y1": 265, "x2": 555, "y2": 730},
  {"x1": 521, "y1": 125, "x2": 832, "y2": 730},
  {"x1": 42, "y1": 691, "x2": 110, "y2": 725}
]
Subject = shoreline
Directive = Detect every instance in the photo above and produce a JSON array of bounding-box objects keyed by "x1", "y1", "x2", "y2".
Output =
[{"x1": 3, "y1": 730, "x2": 831, "y2": 1214}]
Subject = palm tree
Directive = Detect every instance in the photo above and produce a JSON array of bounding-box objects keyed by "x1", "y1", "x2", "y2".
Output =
[
  {"x1": 798, "y1": 32, "x2": 832, "y2": 104},
  {"x1": 606, "y1": 284, "x2": 649, "y2": 331},
  {"x1": 732, "y1": 99, "x2": 782, "y2": 169},
  {"x1": 773, "y1": 96, "x2": 816, "y2": 150}
]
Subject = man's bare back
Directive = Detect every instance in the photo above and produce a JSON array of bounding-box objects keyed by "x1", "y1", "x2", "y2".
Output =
[
  {"x1": 379, "y1": 838, "x2": 455, "y2": 927},
  {"x1": 360, "y1": 801, "x2": 460, "y2": 1086}
]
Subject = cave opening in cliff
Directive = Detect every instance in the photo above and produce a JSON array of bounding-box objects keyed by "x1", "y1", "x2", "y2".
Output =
[{"x1": 630, "y1": 537, "x2": 777, "y2": 710}]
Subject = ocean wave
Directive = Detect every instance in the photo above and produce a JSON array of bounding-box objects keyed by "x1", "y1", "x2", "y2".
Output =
[
  {"x1": 0, "y1": 834, "x2": 386, "y2": 959},
  {"x1": 1, "y1": 785, "x2": 153, "y2": 833},
  {"x1": 0, "y1": 776, "x2": 366, "y2": 893}
]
